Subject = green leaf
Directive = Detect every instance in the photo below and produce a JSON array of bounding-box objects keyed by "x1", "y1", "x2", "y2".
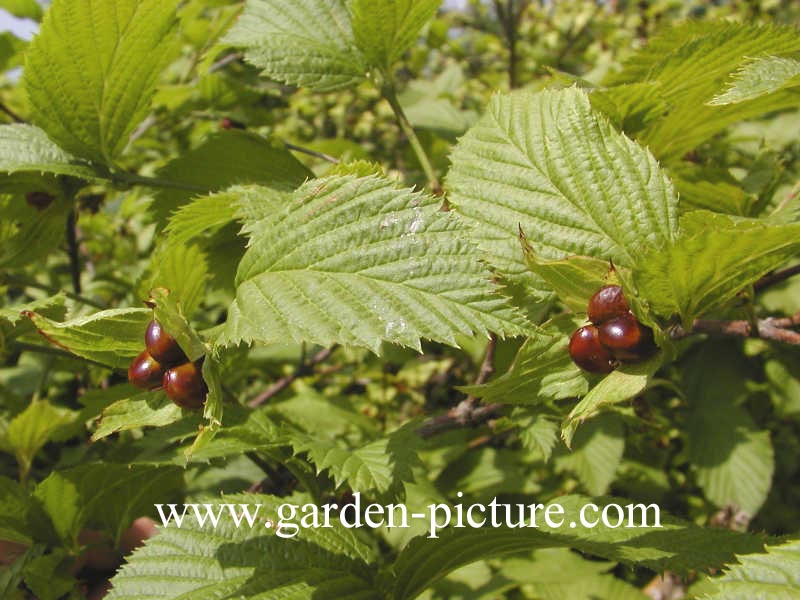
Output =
[
  {"x1": 23, "y1": 0, "x2": 180, "y2": 164},
  {"x1": 462, "y1": 318, "x2": 589, "y2": 405},
  {"x1": 634, "y1": 211, "x2": 800, "y2": 326},
  {"x1": 91, "y1": 391, "x2": 184, "y2": 442},
  {"x1": 352, "y1": 0, "x2": 441, "y2": 70},
  {"x1": 223, "y1": 0, "x2": 367, "y2": 92},
  {"x1": 514, "y1": 409, "x2": 559, "y2": 462},
  {"x1": 446, "y1": 88, "x2": 678, "y2": 301},
  {"x1": 668, "y1": 163, "x2": 750, "y2": 215},
  {"x1": 148, "y1": 287, "x2": 206, "y2": 362},
  {"x1": 289, "y1": 424, "x2": 422, "y2": 499},
  {"x1": 556, "y1": 414, "x2": 624, "y2": 495},
  {"x1": 33, "y1": 463, "x2": 183, "y2": 544},
  {"x1": 4, "y1": 401, "x2": 75, "y2": 484},
  {"x1": 562, "y1": 355, "x2": 661, "y2": 447},
  {"x1": 703, "y1": 537, "x2": 800, "y2": 600},
  {"x1": 220, "y1": 174, "x2": 529, "y2": 353},
  {"x1": 0, "y1": 0, "x2": 43, "y2": 20},
  {"x1": 0, "y1": 125, "x2": 97, "y2": 180},
  {"x1": 0, "y1": 476, "x2": 33, "y2": 544},
  {"x1": 0, "y1": 194, "x2": 71, "y2": 269},
  {"x1": 605, "y1": 22, "x2": 800, "y2": 163},
  {"x1": 107, "y1": 492, "x2": 379, "y2": 600},
  {"x1": 137, "y1": 243, "x2": 208, "y2": 319},
  {"x1": 21, "y1": 550, "x2": 74, "y2": 600},
  {"x1": 164, "y1": 192, "x2": 239, "y2": 245},
  {"x1": 152, "y1": 131, "x2": 312, "y2": 222},
  {"x1": 685, "y1": 344, "x2": 774, "y2": 516},
  {"x1": 0, "y1": 293, "x2": 66, "y2": 327},
  {"x1": 709, "y1": 55, "x2": 800, "y2": 106},
  {"x1": 389, "y1": 494, "x2": 765, "y2": 600},
  {"x1": 23, "y1": 307, "x2": 151, "y2": 369}
]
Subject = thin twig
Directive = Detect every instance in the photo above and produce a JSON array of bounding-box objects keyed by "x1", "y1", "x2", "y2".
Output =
[
  {"x1": 208, "y1": 52, "x2": 243, "y2": 74},
  {"x1": 66, "y1": 209, "x2": 82, "y2": 294},
  {"x1": 248, "y1": 345, "x2": 339, "y2": 407},
  {"x1": 2, "y1": 275, "x2": 107, "y2": 309},
  {"x1": 417, "y1": 334, "x2": 500, "y2": 438},
  {"x1": 671, "y1": 313, "x2": 800, "y2": 345},
  {"x1": 753, "y1": 264, "x2": 800, "y2": 292},
  {"x1": 0, "y1": 101, "x2": 25, "y2": 123},
  {"x1": 284, "y1": 142, "x2": 340, "y2": 164}
]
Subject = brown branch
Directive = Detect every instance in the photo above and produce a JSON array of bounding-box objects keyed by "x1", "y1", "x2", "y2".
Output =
[
  {"x1": 0, "y1": 101, "x2": 25, "y2": 123},
  {"x1": 283, "y1": 142, "x2": 340, "y2": 164},
  {"x1": 753, "y1": 264, "x2": 800, "y2": 292},
  {"x1": 417, "y1": 334, "x2": 501, "y2": 438},
  {"x1": 672, "y1": 313, "x2": 800, "y2": 345},
  {"x1": 247, "y1": 345, "x2": 338, "y2": 407}
]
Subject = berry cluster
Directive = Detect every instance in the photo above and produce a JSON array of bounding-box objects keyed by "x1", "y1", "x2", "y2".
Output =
[
  {"x1": 569, "y1": 285, "x2": 656, "y2": 373},
  {"x1": 127, "y1": 320, "x2": 207, "y2": 409}
]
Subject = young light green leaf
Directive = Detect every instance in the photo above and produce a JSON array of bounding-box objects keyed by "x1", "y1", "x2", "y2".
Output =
[
  {"x1": 703, "y1": 537, "x2": 800, "y2": 600},
  {"x1": 562, "y1": 355, "x2": 661, "y2": 447},
  {"x1": 223, "y1": 0, "x2": 367, "y2": 92},
  {"x1": 634, "y1": 211, "x2": 800, "y2": 327},
  {"x1": 23, "y1": 307, "x2": 151, "y2": 369},
  {"x1": 220, "y1": 174, "x2": 530, "y2": 353},
  {"x1": 513, "y1": 409, "x2": 559, "y2": 462},
  {"x1": 152, "y1": 131, "x2": 312, "y2": 222},
  {"x1": 462, "y1": 318, "x2": 590, "y2": 405},
  {"x1": 106, "y1": 492, "x2": 379, "y2": 600},
  {"x1": 710, "y1": 55, "x2": 800, "y2": 106},
  {"x1": 23, "y1": 0, "x2": 180, "y2": 165},
  {"x1": 389, "y1": 494, "x2": 764, "y2": 600},
  {"x1": 91, "y1": 391, "x2": 184, "y2": 442},
  {"x1": 0, "y1": 476, "x2": 33, "y2": 544},
  {"x1": 446, "y1": 87, "x2": 678, "y2": 301},
  {"x1": 4, "y1": 401, "x2": 75, "y2": 485},
  {"x1": 137, "y1": 243, "x2": 208, "y2": 319},
  {"x1": 352, "y1": 0, "x2": 441, "y2": 70},
  {"x1": 164, "y1": 193, "x2": 240, "y2": 246},
  {"x1": 0, "y1": 125, "x2": 97, "y2": 180},
  {"x1": 556, "y1": 414, "x2": 624, "y2": 495},
  {"x1": 34, "y1": 463, "x2": 183, "y2": 544},
  {"x1": 0, "y1": 0, "x2": 43, "y2": 20}
]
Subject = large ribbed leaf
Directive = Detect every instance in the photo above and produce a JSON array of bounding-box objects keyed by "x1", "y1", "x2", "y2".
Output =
[
  {"x1": 223, "y1": 0, "x2": 366, "y2": 92},
  {"x1": 446, "y1": 88, "x2": 678, "y2": 301},
  {"x1": 219, "y1": 174, "x2": 529, "y2": 353},
  {"x1": 0, "y1": 124, "x2": 97, "y2": 180},
  {"x1": 23, "y1": 0, "x2": 180, "y2": 165},
  {"x1": 710, "y1": 55, "x2": 800, "y2": 106}
]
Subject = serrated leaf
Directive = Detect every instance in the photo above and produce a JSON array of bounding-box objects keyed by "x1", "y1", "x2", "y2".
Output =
[
  {"x1": 352, "y1": 0, "x2": 441, "y2": 70},
  {"x1": 605, "y1": 23, "x2": 800, "y2": 162},
  {"x1": 34, "y1": 463, "x2": 183, "y2": 544},
  {"x1": 23, "y1": 0, "x2": 180, "y2": 165},
  {"x1": 220, "y1": 174, "x2": 529, "y2": 353},
  {"x1": 562, "y1": 355, "x2": 661, "y2": 447},
  {"x1": 4, "y1": 400, "x2": 75, "y2": 484},
  {"x1": 23, "y1": 307, "x2": 151, "y2": 369},
  {"x1": 164, "y1": 193, "x2": 239, "y2": 245},
  {"x1": 703, "y1": 537, "x2": 800, "y2": 600},
  {"x1": 223, "y1": 0, "x2": 367, "y2": 92},
  {"x1": 290, "y1": 425, "x2": 421, "y2": 498},
  {"x1": 0, "y1": 194, "x2": 71, "y2": 269},
  {"x1": 0, "y1": 476, "x2": 34, "y2": 544},
  {"x1": 0, "y1": 293, "x2": 66, "y2": 327},
  {"x1": 446, "y1": 88, "x2": 678, "y2": 303},
  {"x1": 0, "y1": 124, "x2": 97, "y2": 180},
  {"x1": 590, "y1": 82, "x2": 669, "y2": 136},
  {"x1": 137, "y1": 243, "x2": 208, "y2": 319},
  {"x1": 389, "y1": 494, "x2": 765, "y2": 600},
  {"x1": 634, "y1": 211, "x2": 800, "y2": 327},
  {"x1": 107, "y1": 492, "x2": 379, "y2": 600},
  {"x1": 462, "y1": 318, "x2": 589, "y2": 405},
  {"x1": 152, "y1": 131, "x2": 312, "y2": 222},
  {"x1": 684, "y1": 344, "x2": 774, "y2": 516},
  {"x1": 91, "y1": 391, "x2": 184, "y2": 442},
  {"x1": 709, "y1": 55, "x2": 800, "y2": 106},
  {"x1": 668, "y1": 162, "x2": 750, "y2": 215},
  {"x1": 556, "y1": 414, "x2": 624, "y2": 495},
  {"x1": 513, "y1": 408, "x2": 559, "y2": 462}
]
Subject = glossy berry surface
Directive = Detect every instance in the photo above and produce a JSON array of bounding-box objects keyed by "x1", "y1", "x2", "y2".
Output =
[
  {"x1": 128, "y1": 350, "x2": 165, "y2": 390},
  {"x1": 144, "y1": 320, "x2": 186, "y2": 366},
  {"x1": 162, "y1": 361, "x2": 207, "y2": 410},
  {"x1": 569, "y1": 325, "x2": 615, "y2": 373},
  {"x1": 597, "y1": 314, "x2": 656, "y2": 361},
  {"x1": 587, "y1": 285, "x2": 630, "y2": 324}
]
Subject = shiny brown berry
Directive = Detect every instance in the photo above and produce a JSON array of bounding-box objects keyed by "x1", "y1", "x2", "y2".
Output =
[
  {"x1": 128, "y1": 350, "x2": 165, "y2": 390},
  {"x1": 145, "y1": 320, "x2": 187, "y2": 366},
  {"x1": 569, "y1": 325, "x2": 615, "y2": 373},
  {"x1": 162, "y1": 361, "x2": 207, "y2": 410},
  {"x1": 597, "y1": 314, "x2": 656, "y2": 361},
  {"x1": 220, "y1": 117, "x2": 245, "y2": 130},
  {"x1": 587, "y1": 285, "x2": 630, "y2": 324}
]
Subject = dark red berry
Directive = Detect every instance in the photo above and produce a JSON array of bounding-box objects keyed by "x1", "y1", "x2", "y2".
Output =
[
  {"x1": 220, "y1": 117, "x2": 245, "y2": 130},
  {"x1": 128, "y1": 350, "x2": 165, "y2": 390},
  {"x1": 25, "y1": 191, "x2": 55, "y2": 211},
  {"x1": 162, "y1": 361, "x2": 207, "y2": 410},
  {"x1": 569, "y1": 325, "x2": 615, "y2": 374},
  {"x1": 145, "y1": 320, "x2": 187, "y2": 366},
  {"x1": 587, "y1": 285, "x2": 630, "y2": 324},
  {"x1": 597, "y1": 314, "x2": 656, "y2": 361}
]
